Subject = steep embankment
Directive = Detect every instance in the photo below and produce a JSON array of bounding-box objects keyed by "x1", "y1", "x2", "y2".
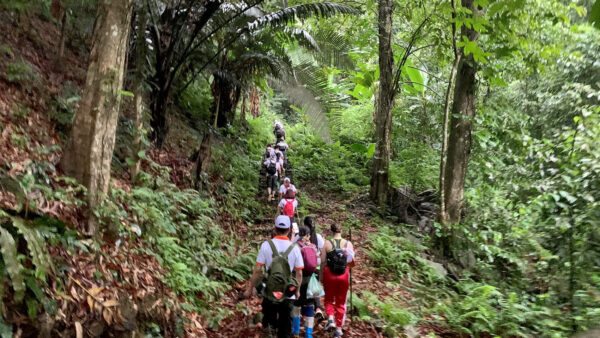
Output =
[{"x1": 208, "y1": 190, "x2": 445, "y2": 337}]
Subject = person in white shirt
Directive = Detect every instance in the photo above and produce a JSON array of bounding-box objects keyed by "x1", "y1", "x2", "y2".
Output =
[
  {"x1": 243, "y1": 215, "x2": 304, "y2": 337},
  {"x1": 279, "y1": 178, "x2": 297, "y2": 199},
  {"x1": 264, "y1": 157, "x2": 279, "y2": 201}
]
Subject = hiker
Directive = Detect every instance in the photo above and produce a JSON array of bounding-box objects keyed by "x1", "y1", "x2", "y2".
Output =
[
  {"x1": 291, "y1": 226, "x2": 320, "y2": 338},
  {"x1": 243, "y1": 215, "x2": 304, "y2": 338},
  {"x1": 274, "y1": 121, "x2": 285, "y2": 141},
  {"x1": 264, "y1": 144, "x2": 275, "y2": 161},
  {"x1": 277, "y1": 138, "x2": 290, "y2": 168},
  {"x1": 294, "y1": 216, "x2": 325, "y2": 322},
  {"x1": 279, "y1": 178, "x2": 297, "y2": 199},
  {"x1": 265, "y1": 156, "x2": 279, "y2": 201},
  {"x1": 320, "y1": 223, "x2": 355, "y2": 337},
  {"x1": 274, "y1": 145, "x2": 285, "y2": 177},
  {"x1": 277, "y1": 137, "x2": 289, "y2": 154},
  {"x1": 278, "y1": 190, "x2": 298, "y2": 220}
]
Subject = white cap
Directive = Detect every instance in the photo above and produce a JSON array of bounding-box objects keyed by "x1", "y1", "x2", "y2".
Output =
[
  {"x1": 275, "y1": 215, "x2": 291, "y2": 229},
  {"x1": 284, "y1": 177, "x2": 291, "y2": 182}
]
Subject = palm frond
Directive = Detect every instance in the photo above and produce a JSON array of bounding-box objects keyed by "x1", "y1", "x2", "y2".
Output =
[
  {"x1": 277, "y1": 28, "x2": 320, "y2": 52},
  {"x1": 271, "y1": 78, "x2": 332, "y2": 143},
  {"x1": 235, "y1": 52, "x2": 291, "y2": 79},
  {"x1": 311, "y1": 26, "x2": 355, "y2": 69},
  {"x1": 243, "y1": 2, "x2": 358, "y2": 31}
]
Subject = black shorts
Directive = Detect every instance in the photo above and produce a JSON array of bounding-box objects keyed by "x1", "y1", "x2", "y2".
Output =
[{"x1": 267, "y1": 174, "x2": 277, "y2": 190}]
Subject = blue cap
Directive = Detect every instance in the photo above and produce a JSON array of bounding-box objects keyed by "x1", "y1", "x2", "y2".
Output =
[{"x1": 275, "y1": 215, "x2": 291, "y2": 229}]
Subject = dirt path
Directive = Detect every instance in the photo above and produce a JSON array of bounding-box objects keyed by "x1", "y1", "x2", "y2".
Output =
[{"x1": 206, "y1": 191, "x2": 420, "y2": 337}]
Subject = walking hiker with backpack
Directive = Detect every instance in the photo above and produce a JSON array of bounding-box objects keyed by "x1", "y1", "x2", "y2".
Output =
[
  {"x1": 280, "y1": 178, "x2": 297, "y2": 200},
  {"x1": 294, "y1": 216, "x2": 326, "y2": 322},
  {"x1": 278, "y1": 190, "x2": 298, "y2": 220},
  {"x1": 265, "y1": 156, "x2": 279, "y2": 201},
  {"x1": 320, "y1": 224, "x2": 355, "y2": 337},
  {"x1": 291, "y1": 226, "x2": 321, "y2": 338},
  {"x1": 274, "y1": 121, "x2": 285, "y2": 141},
  {"x1": 264, "y1": 144, "x2": 275, "y2": 161},
  {"x1": 243, "y1": 215, "x2": 304, "y2": 338}
]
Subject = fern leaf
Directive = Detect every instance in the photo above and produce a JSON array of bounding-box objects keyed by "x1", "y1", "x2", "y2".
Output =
[
  {"x1": 0, "y1": 226, "x2": 25, "y2": 304},
  {"x1": 10, "y1": 217, "x2": 55, "y2": 280}
]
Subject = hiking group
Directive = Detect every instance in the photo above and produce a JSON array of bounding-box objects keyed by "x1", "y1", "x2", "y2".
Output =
[{"x1": 243, "y1": 121, "x2": 357, "y2": 338}]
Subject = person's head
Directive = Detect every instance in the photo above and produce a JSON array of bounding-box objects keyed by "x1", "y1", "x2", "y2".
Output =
[
  {"x1": 298, "y1": 225, "x2": 311, "y2": 241},
  {"x1": 275, "y1": 215, "x2": 291, "y2": 236},
  {"x1": 274, "y1": 145, "x2": 280, "y2": 151},
  {"x1": 285, "y1": 189, "x2": 295, "y2": 199},
  {"x1": 331, "y1": 223, "x2": 342, "y2": 234},
  {"x1": 283, "y1": 178, "x2": 291, "y2": 187},
  {"x1": 303, "y1": 216, "x2": 318, "y2": 246},
  {"x1": 304, "y1": 216, "x2": 314, "y2": 230}
]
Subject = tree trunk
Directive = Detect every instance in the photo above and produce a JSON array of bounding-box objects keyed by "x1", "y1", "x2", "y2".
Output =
[
  {"x1": 149, "y1": 80, "x2": 170, "y2": 148},
  {"x1": 193, "y1": 133, "x2": 212, "y2": 191},
  {"x1": 442, "y1": 0, "x2": 479, "y2": 225},
  {"x1": 211, "y1": 75, "x2": 239, "y2": 128},
  {"x1": 249, "y1": 86, "x2": 260, "y2": 117},
  {"x1": 129, "y1": 5, "x2": 148, "y2": 180},
  {"x1": 439, "y1": 0, "x2": 460, "y2": 224},
  {"x1": 370, "y1": 0, "x2": 394, "y2": 207},
  {"x1": 60, "y1": 0, "x2": 134, "y2": 234}
]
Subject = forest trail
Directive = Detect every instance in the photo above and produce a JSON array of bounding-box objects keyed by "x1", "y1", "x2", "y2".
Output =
[{"x1": 207, "y1": 191, "x2": 440, "y2": 337}]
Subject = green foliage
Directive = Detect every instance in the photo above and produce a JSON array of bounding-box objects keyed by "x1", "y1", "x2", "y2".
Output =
[
  {"x1": 389, "y1": 142, "x2": 439, "y2": 191},
  {"x1": 49, "y1": 82, "x2": 80, "y2": 136},
  {"x1": 366, "y1": 226, "x2": 442, "y2": 284},
  {"x1": 1, "y1": 58, "x2": 39, "y2": 91},
  {"x1": 0, "y1": 225, "x2": 25, "y2": 304},
  {"x1": 434, "y1": 281, "x2": 567, "y2": 337},
  {"x1": 290, "y1": 131, "x2": 369, "y2": 194},
  {"x1": 96, "y1": 162, "x2": 254, "y2": 313}
]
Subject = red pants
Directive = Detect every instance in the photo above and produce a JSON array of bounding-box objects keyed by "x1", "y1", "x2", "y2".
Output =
[{"x1": 322, "y1": 267, "x2": 349, "y2": 327}]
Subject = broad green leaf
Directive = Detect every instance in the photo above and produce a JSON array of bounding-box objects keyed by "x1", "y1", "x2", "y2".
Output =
[
  {"x1": 591, "y1": 0, "x2": 600, "y2": 28},
  {"x1": 0, "y1": 227, "x2": 25, "y2": 304}
]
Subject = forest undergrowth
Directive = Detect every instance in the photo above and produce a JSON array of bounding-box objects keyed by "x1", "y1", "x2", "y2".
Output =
[{"x1": 1, "y1": 0, "x2": 600, "y2": 337}]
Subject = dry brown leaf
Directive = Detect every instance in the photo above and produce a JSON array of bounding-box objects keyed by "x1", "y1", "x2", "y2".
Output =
[
  {"x1": 89, "y1": 286, "x2": 103, "y2": 297},
  {"x1": 102, "y1": 299, "x2": 118, "y2": 307},
  {"x1": 87, "y1": 296, "x2": 94, "y2": 310},
  {"x1": 102, "y1": 309, "x2": 112, "y2": 324},
  {"x1": 75, "y1": 321, "x2": 82, "y2": 338},
  {"x1": 70, "y1": 286, "x2": 79, "y2": 301}
]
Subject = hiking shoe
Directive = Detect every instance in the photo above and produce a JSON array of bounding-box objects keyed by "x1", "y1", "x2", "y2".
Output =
[
  {"x1": 324, "y1": 319, "x2": 336, "y2": 332},
  {"x1": 315, "y1": 308, "x2": 325, "y2": 322},
  {"x1": 262, "y1": 327, "x2": 275, "y2": 338}
]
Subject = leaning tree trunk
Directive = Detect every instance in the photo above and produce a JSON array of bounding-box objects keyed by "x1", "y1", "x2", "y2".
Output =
[
  {"x1": 370, "y1": 0, "x2": 394, "y2": 207},
  {"x1": 60, "y1": 0, "x2": 134, "y2": 234},
  {"x1": 442, "y1": 0, "x2": 479, "y2": 225}
]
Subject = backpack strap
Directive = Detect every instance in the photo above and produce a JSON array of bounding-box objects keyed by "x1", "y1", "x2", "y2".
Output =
[
  {"x1": 267, "y1": 239, "x2": 280, "y2": 258},
  {"x1": 283, "y1": 242, "x2": 296, "y2": 257},
  {"x1": 334, "y1": 238, "x2": 342, "y2": 249},
  {"x1": 344, "y1": 239, "x2": 348, "y2": 249},
  {"x1": 328, "y1": 239, "x2": 335, "y2": 250}
]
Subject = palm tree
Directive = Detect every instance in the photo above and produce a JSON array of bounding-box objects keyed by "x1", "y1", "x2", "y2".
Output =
[{"x1": 144, "y1": 0, "x2": 356, "y2": 146}]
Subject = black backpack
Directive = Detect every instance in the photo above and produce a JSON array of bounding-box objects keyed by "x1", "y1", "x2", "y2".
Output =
[
  {"x1": 326, "y1": 238, "x2": 348, "y2": 275},
  {"x1": 266, "y1": 161, "x2": 277, "y2": 175}
]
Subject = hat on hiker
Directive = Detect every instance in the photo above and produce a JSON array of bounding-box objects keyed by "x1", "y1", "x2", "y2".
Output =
[
  {"x1": 275, "y1": 215, "x2": 291, "y2": 229},
  {"x1": 283, "y1": 177, "x2": 290, "y2": 183}
]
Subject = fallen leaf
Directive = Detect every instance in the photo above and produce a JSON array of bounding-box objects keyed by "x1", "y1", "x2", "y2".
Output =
[
  {"x1": 103, "y1": 309, "x2": 112, "y2": 324},
  {"x1": 75, "y1": 322, "x2": 82, "y2": 338},
  {"x1": 103, "y1": 299, "x2": 118, "y2": 307}
]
